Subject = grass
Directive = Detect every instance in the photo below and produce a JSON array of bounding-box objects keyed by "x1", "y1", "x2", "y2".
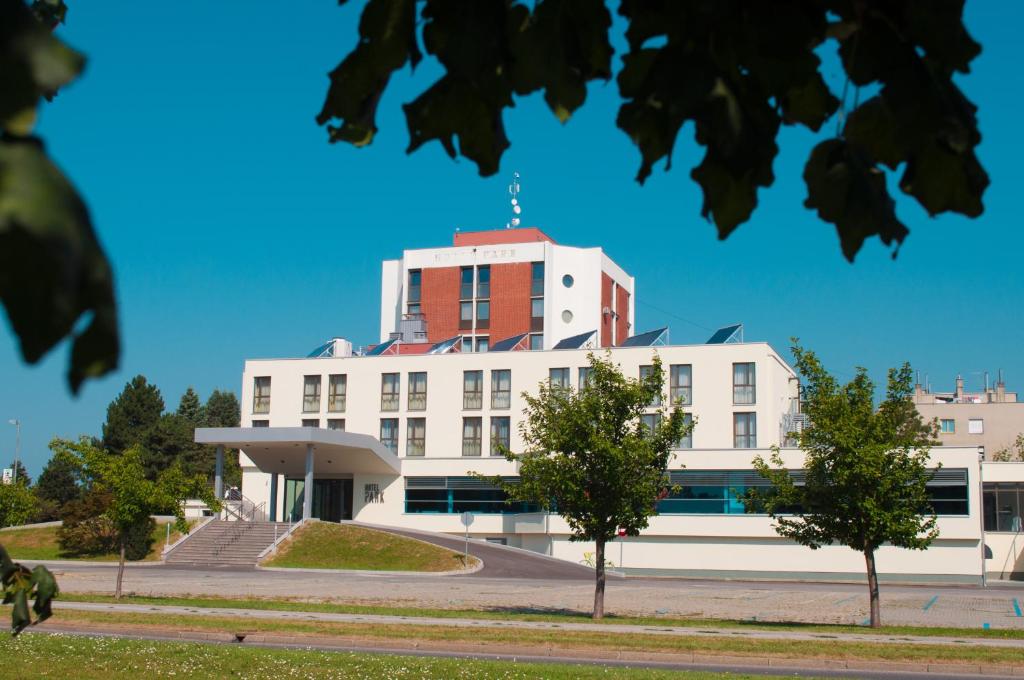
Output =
[
  {"x1": 57, "y1": 592, "x2": 1024, "y2": 640},
  {"x1": 0, "y1": 634, "x2": 795, "y2": 680},
  {"x1": 0, "y1": 522, "x2": 189, "y2": 562},
  {"x1": 262, "y1": 521, "x2": 477, "y2": 571},
  {"x1": 29, "y1": 607, "x2": 1024, "y2": 668}
]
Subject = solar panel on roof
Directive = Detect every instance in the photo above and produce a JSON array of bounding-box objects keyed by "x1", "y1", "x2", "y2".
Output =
[
  {"x1": 706, "y1": 324, "x2": 743, "y2": 344},
  {"x1": 306, "y1": 341, "x2": 334, "y2": 358},
  {"x1": 619, "y1": 327, "x2": 668, "y2": 347},
  {"x1": 490, "y1": 333, "x2": 529, "y2": 352},
  {"x1": 553, "y1": 330, "x2": 597, "y2": 350},
  {"x1": 427, "y1": 336, "x2": 462, "y2": 354},
  {"x1": 365, "y1": 337, "x2": 397, "y2": 356}
]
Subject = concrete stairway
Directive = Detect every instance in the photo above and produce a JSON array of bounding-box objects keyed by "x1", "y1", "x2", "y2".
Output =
[{"x1": 164, "y1": 520, "x2": 292, "y2": 568}]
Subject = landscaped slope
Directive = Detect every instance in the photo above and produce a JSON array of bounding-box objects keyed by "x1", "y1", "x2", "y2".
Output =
[
  {"x1": 0, "y1": 522, "x2": 186, "y2": 561},
  {"x1": 262, "y1": 522, "x2": 477, "y2": 572}
]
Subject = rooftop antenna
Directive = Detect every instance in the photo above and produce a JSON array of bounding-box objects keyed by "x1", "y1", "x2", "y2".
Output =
[{"x1": 506, "y1": 171, "x2": 522, "y2": 229}]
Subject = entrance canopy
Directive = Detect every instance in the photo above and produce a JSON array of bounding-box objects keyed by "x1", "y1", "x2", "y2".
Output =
[{"x1": 195, "y1": 427, "x2": 401, "y2": 477}]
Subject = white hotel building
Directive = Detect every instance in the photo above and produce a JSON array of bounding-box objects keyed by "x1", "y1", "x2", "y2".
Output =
[{"x1": 197, "y1": 227, "x2": 1017, "y2": 583}]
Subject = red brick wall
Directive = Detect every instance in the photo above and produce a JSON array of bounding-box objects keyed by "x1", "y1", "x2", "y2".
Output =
[
  {"x1": 616, "y1": 286, "x2": 630, "y2": 344},
  {"x1": 600, "y1": 273, "x2": 614, "y2": 347},
  {"x1": 421, "y1": 266, "x2": 460, "y2": 343},
  {"x1": 489, "y1": 262, "x2": 532, "y2": 344},
  {"x1": 453, "y1": 227, "x2": 555, "y2": 247}
]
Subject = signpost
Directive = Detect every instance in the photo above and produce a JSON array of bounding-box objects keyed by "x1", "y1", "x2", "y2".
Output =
[
  {"x1": 460, "y1": 511, "x2": 474, "y2": 566},
  {"x1": 617, "y1": 527, "x2": 626, "y2": 570},
  {"x1": 1, "y1": 468, "x2": 11, "y2": 485}
]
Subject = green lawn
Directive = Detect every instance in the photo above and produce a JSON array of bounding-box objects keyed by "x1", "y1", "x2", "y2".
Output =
[
  {"x1": 0, "y1": 633, "x2": 790, "y2": 680},
  {"x1": 262, "y1": 521, "x2": 478, "y2": 571},
  {"x1": 0, "y1": 522, "x2": 188, "y2": 562}
]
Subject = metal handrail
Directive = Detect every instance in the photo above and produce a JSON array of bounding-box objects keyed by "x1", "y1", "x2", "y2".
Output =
[{"x1": 212, "y1": 502, "x2": 268, "y2": 556}]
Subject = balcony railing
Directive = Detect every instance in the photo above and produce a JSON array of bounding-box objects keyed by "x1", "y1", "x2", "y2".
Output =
[
  {"x1": 491, "y1": 391, "x2": 510, "y2": 409},
  {"x1": 327, "y1": 395, "x2": 346, "y2": 412},
  {"x1": 381, "y1": 394, "x2": 399, "y2": 411},
  {"x1": 253, "y1": 396, "x2": 270, "y2": 414},
  {"x1": 733, "y1": 386, "x2": 756, "y2": 405},
  {"x1": 462, "y1": 439, "x2": 482, "y2": 457},
  {"x1": 408, "y1": 393, "x2": 427, "y2": 411},
  {"x1": 407, "y1": 440, "x2": 425, "y2": 456},
  {"x1": 464, "y1": 392, "x2": 482, "y2": 410},
  {"x1": 302, "y1": 397, "x2": 320, "y2": 413}
]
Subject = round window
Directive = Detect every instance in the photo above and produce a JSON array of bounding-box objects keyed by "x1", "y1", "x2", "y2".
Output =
[
  {"x1": 562, "y1": 274, "x2": 574, "y2": 288},
  {"x1": 562, "y1": 309, "x2": 574, "y2": 323}
]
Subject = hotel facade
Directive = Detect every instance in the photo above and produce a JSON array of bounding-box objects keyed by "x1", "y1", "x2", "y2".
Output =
[{"x1": 197, "y1": 228, "x2": 1021, "y2": 583}]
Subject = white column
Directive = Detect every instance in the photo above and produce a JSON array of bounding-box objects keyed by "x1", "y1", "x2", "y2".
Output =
[
  {"x1": 214, "y1": 445, "x2": 224, "y2": 500},
  {"x1": 303, "y1": 444, "x2": 315, "y2": 521}
]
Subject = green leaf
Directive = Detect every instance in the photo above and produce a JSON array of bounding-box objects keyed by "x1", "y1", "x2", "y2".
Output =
[
  {"x1": 899, "y1": 138, "x2": 987, "y2": 218},
  {"x1": 803, "y1": 139, "x2": 908, "y2": 262},
  {"x1": 30, "y1": 565, "x2": 58, "y2": 622},
  {"x1": 0, "y1": 135, "x2": 120, "y2": 392},
  {"x1": 10, "y1": 587, "x2": 29, "y2": 635}
]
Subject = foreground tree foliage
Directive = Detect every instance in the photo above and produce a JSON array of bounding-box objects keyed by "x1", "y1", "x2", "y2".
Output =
[
  {"x1": 0, "y1": 0, "x2": 118, "y2": 393},
  {"x1": 0, "y1": 481, "x2": 36, "y2": 528},
  {"x1": 0, "y1": 544, "x2": 57, "y2": 634},
  {"x1": 320, "y1": 0, "x2": 986, "y2": 261},
  {"x1": 485, "y1": 353, "x2": 689, "y2": 619},
  {"x1": 745, "y1": 343, "x2": 939, "y2": 628}
]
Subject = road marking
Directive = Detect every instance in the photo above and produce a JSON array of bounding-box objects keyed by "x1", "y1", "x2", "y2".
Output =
[
  {"x1": 1013, "y1": 598, "x2": 1022, "y2": 617},
  {"x1": 832, "y1": 595, "x2": 857, "y2": 605},
  {"x1": 922, "y1": 595, "x2": 938, "y2": 611}
]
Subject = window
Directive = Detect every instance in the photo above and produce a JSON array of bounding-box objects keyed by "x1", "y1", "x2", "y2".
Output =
[
  {"x1": 490, "y1": 416, "x2": 510, "y2": 456},
  {"x1": 252, "y1": 420, "x2": 269, "y2": 428},
  {"x1": 381, "y1": 373, "x2": 400, "y2": 411},
  {"x1": 407, "y1": 418, "x2": 426, "y2": 456},
  {"x1": 380, "y1": 418, "x2": 399, "y2": 454},
  {"x1": 670, "y1": 364, "x2": 692, "y2": 406},
  {"x1": 327, "y1": 374, "x2": 346, "y2": 412},
  {"x1": 477, "y1": 265, "x2": 490, "y2": 298},
  {"x1": 640, "y1": 365, "x2": 662, "y2": 406},
  {"x1": 969, "y1": 418, "x2": 984, "y2": 434},
  {"x1": 984, "y1": 482, "x2": 1024, "y2": 531},
  {"x1": 733, "y1": 363, "x2": 756, "y2": 404},
  {"x1": 579, "y1": 367, "x2": 594, "y2": 390},
  {"x1": 462, "y1": 417, "x2": 483, "y2": 456},
  {"x1": 408, "y1": 269, "x2": 421, "y2": 303},
  {"x1": 253, "y1": 376, "x2": 271, "y2": 414},
  {"x1": 403, "y1": 479, "x2": 542, "y2": 514},
  {"x1": 327, "y1": 418, "x2": 345, "y2": 431},
  {"x1": 941, "y1": 419, "x2": 955, "y2": 434},
  {"x1": 463, "y1": 370, "x2": 483, "y2": 409},
  {"x1": 549, "y1": 367, "x2": 570, "y2": 391},
  {"x1": 529, "y1": 334, "x2": 543, "y2": 351},
  {"x1": 640, "y1": 413, "x2": 661, "y2": 434},
  {"x1": 476, "y1": 300, "x2": 490, "y2": 329},
  {"x1": 302, "y1": 375, "x2": 321, "y2": 412},
  {"x1": 301, "y1": 418, "x2": 320, "y2": 428},
  {"x1": 734, "y1": 412, "x2": 757, "y2": 448},
  {"x1": 491, "y1": 369, "x2": 511, "y2": 409},
  {"x1": 460, "y1": 266, "x2": 474, "y2": 300},
  {"x1": 408, "y1": 372, "x2": 427, "y2": 411},
  {"x1": 459, "y1": 301, "x2": 473, "y2": 330},
  {"x1": 476, "y1": 337, "x2": 489, "y2": 353},
  {"x1": 530, "y1": 298, "x2": 544, "y2": 331},
  {"x1": 407, "y1": 303, "x2": 421, "y2": 316},
  {"x1": 531, "y1": 262, "x2": 544, "y2": 296},
  {"x1": 677, "y1": 413, "x2": 693, "y2": 449}
]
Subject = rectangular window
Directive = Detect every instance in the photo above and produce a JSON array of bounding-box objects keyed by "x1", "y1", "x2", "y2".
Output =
[
  {"x1": 301, "y1": 418, "x2": 320, "y2": 428},
  {"x1": 380, "y1": 418, "x2": 399, "y2": 454},
  {"x1": 490, "y1": 416, "x2": 511, "y2": 456},
  {"x1": 491, "y1": 369, "x2": 511, "y2": 409},
  {"x1": 302, "y1": 375, "x2": 321, "y2": 413},
  {"x1": 326, "y1": 418, "x2": 345, "y2": 431},
  {"x1": 407, "y1": 302, "x2": 421, "y2": 317},
  {"x1": 459, "y1": 301, "x2": 473, "y2": 330},
  {"x1": 327, "y1": 374, "x2": 347, "y2": 412},
  {"x1": 460, "y1": 266, "x2": 474, "y2": 300},
  {"x1": 476, "y1": 300, "x2": 490, "y2": 329},
  {"x1": 408, "y1": 269, "x2": 421, "y2": 303},
  {"x1": 381, "y1": 373, "x2": 400, "y2": 411},
  {"x1": 549, "y1": 367, "x2": 570, "y2": 391},
  {"x1": 670, "y1": 364, "x2": 692, "y2": 406},
  {"x1": 252, "y1": 420, "x2": 269, "y2": 428},
  {"x1": 463, "y1": 370, "x2": 483, "y2": 409},
  {"x1": 733, "y1": 363, "x2": 756, "y2": 404},
  {"x1": 940, "y1": 418, "x2": 955, "y2": 434},
  {"x1": 578, "y1": 367, "x2": 594, "y2": 390},
  {"x1": 531, "y1": 261, "x2": 544, "y2": 296},
  {"x1": 462, "y1": 417, "x2": 483, "y2": 456},
  {"x1": 530, "y1": 297, "x2": 544, "y2": 331},
  {"x1": 734, "y1": 412, "x2": 757, "y2": 448},
  {"x1": 984, "y1": 482, "x2": 1023, "y2": 531},
  {"x1": 477, "y1": 265, "x2": 490, "y2": 299},
  {"x1": 640, "y1": 413, "x2": 661, "y2": 434},
  {"x1": 640, "y1": 365, "x2": 662, "y2": 406},
  {"x1": 253, "y1": 376, "x2": 271, "y2": 414},
  {"x1": 476, "y1": 337, "x2": 489, "y2": 353},
  {"x1": 677, "y1": 413, "x2": 693, "y2": 449},
  {"x1": 529, "y1": 334, "x2": 543, "y2": 351},
  {"x1": 407, "y1": 418, "x2": 426, "y2": 457},
  {"x1": 969, "y1": 418, "x2": 984, "y2": 434},
  {"x1": 408, "y1": 372, "x2": 427, "y2": 411}
]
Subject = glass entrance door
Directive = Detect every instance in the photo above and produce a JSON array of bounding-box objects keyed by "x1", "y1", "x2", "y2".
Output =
[{"x1": 284, "y1": 478, "x2": 353, "y2": 522}]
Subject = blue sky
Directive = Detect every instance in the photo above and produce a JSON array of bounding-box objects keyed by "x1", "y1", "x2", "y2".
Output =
[{"x1": 2, "y1": 2, "x2": 1021, "y2": 477}]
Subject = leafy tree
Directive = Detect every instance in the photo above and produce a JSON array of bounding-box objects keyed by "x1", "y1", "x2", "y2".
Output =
[
  {"x1": 201, "y1": 389, "x2": 242, "y2": 488},
  {"x1": 56, "y1": 489, "x2": 118, "y2": 556},
  {"x1": 0, "y1": 482, "x2": 37, "y2": 528},
  {"x1": 176, "y1": 387, "x2": 203, "y2": 424},
  {"x1": 993, "y1": 434, "x2": 1024, "y2": 462},
  {"x1": 143, "y1": 413, "x2": 194, "y2": 479},
  {"x1": 35, "y1": 440, "x2": 84, "y2": 510},
  {"x1": 102, "y1": 375, "x2": 164, "y2": 456},
  {"x1": 746, "y1": 342, "x2": 939, "y2": 628},
  {"x1": 319, "y1": 0, "x2": 985, "y2": 261},
  {"x1": 1, "y1": 544, "x2": 57, "y2": 635},
  {"x1": 484, "y1": 353, "x2": 689, "y2": 619},
  {"x1": 4, "y1": 460, "x2": 30, "y2": 487},
  {"x1": 0, "y1": 0, "x2": 118, "y2": 393}
]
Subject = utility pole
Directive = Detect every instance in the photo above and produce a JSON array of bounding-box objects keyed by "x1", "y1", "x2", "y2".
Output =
[{"x1": 7, "y1": 419, "x2": 20, "y2": 484}]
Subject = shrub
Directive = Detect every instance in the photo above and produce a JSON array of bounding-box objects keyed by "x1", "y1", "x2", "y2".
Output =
[
  {"x1": 122, "y1": 517, "x2": 155, "y2": 561},
  {"x1": 57, "y1": 491, "x2": 117, "y2": 556},
  {"x1": 0, "y1": 483, "x2": 37, "y2": 528}
]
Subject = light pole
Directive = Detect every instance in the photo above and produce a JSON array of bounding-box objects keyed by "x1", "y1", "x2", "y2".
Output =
[{"x1": 7, "y1": 419, "x2": 20, "y2": 484}]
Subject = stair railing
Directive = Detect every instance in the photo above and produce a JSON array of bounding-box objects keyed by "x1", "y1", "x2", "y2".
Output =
[{"x1": 212, "y1": 501, "x2": 268, "y2": 556}]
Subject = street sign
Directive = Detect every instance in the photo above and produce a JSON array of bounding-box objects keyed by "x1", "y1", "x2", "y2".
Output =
[
  {"x1": 460, "y1": 511, "x2": 474, "y2": 527},
  {"x1": 1, "y1": 468, "x2": 11, "y2": 485}
]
